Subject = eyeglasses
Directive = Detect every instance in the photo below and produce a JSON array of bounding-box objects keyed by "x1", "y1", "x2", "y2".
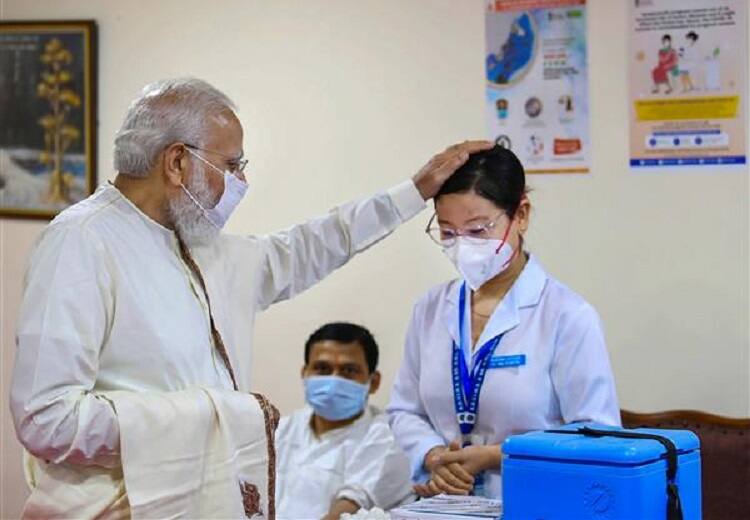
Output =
[
  {"x1": 425, "y1": 212, "x2": 509, "y2": 247},
  {"x1": 184, "y1": 143, "x2": 249, "y2": 174}
]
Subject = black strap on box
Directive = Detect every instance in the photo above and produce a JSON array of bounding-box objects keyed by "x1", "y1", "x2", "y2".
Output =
[{"x1": 545, "y1": 426, "x2": 683, "y2": 520}]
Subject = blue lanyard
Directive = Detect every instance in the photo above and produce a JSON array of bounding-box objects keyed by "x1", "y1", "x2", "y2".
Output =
[{"x1": 451, "y1": 282, "x2": 503, "y2": 437}]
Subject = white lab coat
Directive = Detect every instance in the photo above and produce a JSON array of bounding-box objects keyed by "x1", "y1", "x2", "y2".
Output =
[
  {"x1": 10, "y1": 180, "x2": 425, "y2": 471},
  {"x1": 679, "y1": 45, "x2": 697, "y2": 74},
  {"x1": 387, "y1": 255, "x2": 620, "y2": 499},
  {"x1": 275, "y1": 405, "x2": 413, "y2": 519}
]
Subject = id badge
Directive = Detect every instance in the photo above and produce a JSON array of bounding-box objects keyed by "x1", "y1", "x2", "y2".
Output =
[{"x1": 488, "y1": 354, "x2": 526, "y2": 369}]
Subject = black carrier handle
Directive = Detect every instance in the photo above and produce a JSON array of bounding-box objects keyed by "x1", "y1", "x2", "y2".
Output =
[{"x1": 545, "y1": 426, "x2": 683, "y2": 520}]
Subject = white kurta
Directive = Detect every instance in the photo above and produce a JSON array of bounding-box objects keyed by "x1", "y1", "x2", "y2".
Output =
[
  {"x1": 10, "y1": 180, "x2": 425, "y2": 471},
  {"x1": 275, "y1": 405, "x2": 413, "y2": 519},
  {"x1": 386, "y1": 255, "x2": 620, "y2": 499},
  {"x1": 21, "y1": 387, "x2": 276, "y2": 519}
]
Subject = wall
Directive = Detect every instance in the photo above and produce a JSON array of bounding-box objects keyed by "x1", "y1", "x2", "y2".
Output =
[{"x1": 1, "y1": 0, "x2": 748, "y2": 517}]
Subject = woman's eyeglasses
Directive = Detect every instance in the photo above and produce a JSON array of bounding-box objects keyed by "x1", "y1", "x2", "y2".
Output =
[{"x1": 425, "y1": 212, "x2": 508, "y2": 247}]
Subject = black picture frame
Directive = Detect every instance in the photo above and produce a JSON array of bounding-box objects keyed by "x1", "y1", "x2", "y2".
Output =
[{"x1": 0, "y1": 20, "x2": 97, "y2": 220}]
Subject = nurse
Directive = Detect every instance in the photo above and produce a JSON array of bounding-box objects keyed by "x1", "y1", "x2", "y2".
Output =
[{"x1": 387, "y1": 146, "x2": 620, "y2": 499}]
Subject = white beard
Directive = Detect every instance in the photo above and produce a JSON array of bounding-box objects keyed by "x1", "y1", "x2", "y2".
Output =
[{"x1": 168, "y1": 166, "x2": 220, "y2": 247}]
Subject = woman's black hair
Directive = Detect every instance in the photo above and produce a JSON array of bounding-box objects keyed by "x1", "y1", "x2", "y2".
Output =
[
  {"x1": 662, "y1": 34, "x2": 672, "y2": 42},
  {"x1": 434, "y1": 145, "x2": 526, "y2": 217},
  {"x1": 686, "y1": 31, "x2": 698, "y2": 42}
]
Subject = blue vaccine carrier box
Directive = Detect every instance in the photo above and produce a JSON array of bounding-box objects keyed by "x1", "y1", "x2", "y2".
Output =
[{"x1": 501, "y1": 423, "x2": 701, "y2": 520}]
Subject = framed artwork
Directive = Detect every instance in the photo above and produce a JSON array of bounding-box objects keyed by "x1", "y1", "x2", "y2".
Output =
[{"x1": 0, "y1": 20, "x2": 97, "y2": 219}]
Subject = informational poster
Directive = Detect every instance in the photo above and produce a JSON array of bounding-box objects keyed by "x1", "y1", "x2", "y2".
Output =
[
  {"x1": 485, "y1": 0, "x2": 590, "y2": 174},
  {"x1": 629, "y1": 0, "x2": 747, "y2": 167}
]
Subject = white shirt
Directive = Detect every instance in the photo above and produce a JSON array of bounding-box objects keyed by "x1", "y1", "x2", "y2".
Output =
[
  {"x1": 10, "y1": 180, "x2": 425, "y2": 468},
  {"x1": 386, "y1": 255, "x2": 620, "y2": 498},
  {"x1": 275, "y1": 405, "x2": 413, "y2": 519}
]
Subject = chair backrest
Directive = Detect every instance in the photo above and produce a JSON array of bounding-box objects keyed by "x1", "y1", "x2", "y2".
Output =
[{"x1": 621, "y1": 409, "x2": 750, "y2": 520}]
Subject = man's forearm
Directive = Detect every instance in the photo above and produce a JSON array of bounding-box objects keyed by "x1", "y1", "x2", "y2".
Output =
[
  {"x1": 11, "y1": 387, "x2": 121, "y2": 467},
  {"x1": 323, "y1": 497, "x2": 360, "y2": 520}
]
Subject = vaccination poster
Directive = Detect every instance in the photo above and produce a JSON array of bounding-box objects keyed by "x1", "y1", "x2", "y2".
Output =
[
  {"x1": 629, "y1": 0, "x2": 747, "y2": 168},
  {"x1": 485, "y1": 0, "x2": 590, "y2": 174}
]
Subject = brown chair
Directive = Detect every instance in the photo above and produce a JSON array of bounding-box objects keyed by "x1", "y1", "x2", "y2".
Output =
[{"x1": 621, "y1": 409, "x2": 750, "y2": 520}]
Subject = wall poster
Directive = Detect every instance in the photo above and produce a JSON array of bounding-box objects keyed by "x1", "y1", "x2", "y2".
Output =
[
  {"x1": 486, "y1": 0, "x2": 590, "y2": 174},
  {"x1": 629, "y1": 0, "x2": 747, "y2": 167}
]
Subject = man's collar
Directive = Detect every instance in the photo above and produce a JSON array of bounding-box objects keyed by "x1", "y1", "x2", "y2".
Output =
[
  {"x1": 106, "y1": 182, "x2": 177, "y2": 241},
  {"x1": 306, "y1": 405, "x2": 373, "y2": 438}
]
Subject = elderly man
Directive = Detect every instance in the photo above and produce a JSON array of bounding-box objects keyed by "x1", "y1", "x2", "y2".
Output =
[{"x1": 10, "y1": 78, "x2": 489, "y2": 518}]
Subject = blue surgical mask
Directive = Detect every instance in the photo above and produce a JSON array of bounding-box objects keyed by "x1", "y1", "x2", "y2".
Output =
[{"x1": 304, "y1": 375, "x2": 370, "y2": 421}]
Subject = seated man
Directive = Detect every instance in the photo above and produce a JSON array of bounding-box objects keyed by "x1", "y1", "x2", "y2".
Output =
[{"x1": 276, "y1": 322, "x2": 413, "y2": 519}]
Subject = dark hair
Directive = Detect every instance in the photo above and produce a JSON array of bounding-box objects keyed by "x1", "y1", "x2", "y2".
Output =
[
  {"x1": 304, "y1": 322, "x2": 379, "y2": 373},
  {"x1": 662, "y1": 34, "x2": 672, "y2": 42},
  {"x1": 435, "y1": 145, "x2": 526, "y2": 217},
  {"x1": 686, "y1": 31, "x2": 698, "y2": 42}
]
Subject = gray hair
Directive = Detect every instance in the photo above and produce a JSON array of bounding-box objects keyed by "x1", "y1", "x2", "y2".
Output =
[{"x1": 113, "y1": 78, "x2": 237, "y2": 177}]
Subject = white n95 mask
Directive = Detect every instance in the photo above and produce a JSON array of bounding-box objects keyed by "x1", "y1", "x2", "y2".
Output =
[
  {"x1": 183, "y1": 148, "x2": 248, "y2": 229},
  {"x1": 443, "y1": 236, "x2": 515, "y2": 291}
]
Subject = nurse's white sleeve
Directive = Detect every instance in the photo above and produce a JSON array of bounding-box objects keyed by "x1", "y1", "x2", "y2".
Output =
[
  {"x1": 387, "y1": 305, "x2": 446, "y2": 482},
  {"x1": 550, "y1": 302, "x2": 621, "y2": 427},
  {"x1": 10, "y1": 225, "x2": 120, "y2": 467},
  {"x1": 256, "y1": 180, "x2": 425, "y2": 309},
  {"x1": 335, "y1": 417, "x2": 413, "y2": 510}
]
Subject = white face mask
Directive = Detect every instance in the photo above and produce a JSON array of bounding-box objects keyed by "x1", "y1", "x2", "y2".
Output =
[
  {"x1": 443, "y1": 236, "x2": 515, "y2": 291},
  {"x1": 183, "y1": 148, "x2": 248, "y2": 229}
]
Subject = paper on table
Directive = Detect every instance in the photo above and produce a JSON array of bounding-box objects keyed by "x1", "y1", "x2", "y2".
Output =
[{"x1": 389, "y1": 494, "x2": 502, "y2": 519}]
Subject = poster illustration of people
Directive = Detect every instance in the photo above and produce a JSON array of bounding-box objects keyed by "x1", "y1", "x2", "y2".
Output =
[
  {"x1": 629, "y1": 0, "x2": 747, "y2": 167},
  {"x1": 485, "y1": 0, "x2": 590, "y2": 174}
]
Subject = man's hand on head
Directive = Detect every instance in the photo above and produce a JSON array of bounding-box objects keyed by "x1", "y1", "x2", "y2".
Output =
[{"x1": 413, "y1": 140, "x2": 494, "y2": 201}]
